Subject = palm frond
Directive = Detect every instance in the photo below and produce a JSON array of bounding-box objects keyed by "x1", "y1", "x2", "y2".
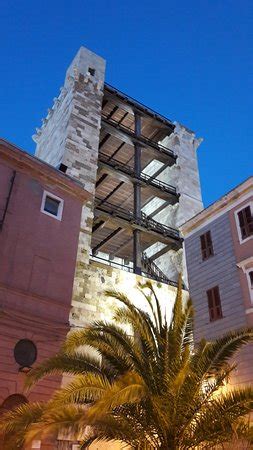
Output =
[
  {"x1": 51, "y1": 372, "x2": 111, "y2": 406},
  {"x1": 0, "y1": 402, "x2": 45, "y2": 449},
  {"x1": 192, "y1": 328, "x2": 253, "y2": 378},
  {"x1": 87, "y1": 371, "x2": 147, "y2": 420},
  {"x1": 184, "y1": 387, "x2": 253, "y2": 448},
  {"x1": 2, "y1": 283, "x2": 252, "y2": 450},
  {"x1": 24, "y1": 404, "x2": 87, "y2": 445},
  {"x1": 25, "y1": 351, "x2": 103, "y2": 389}
]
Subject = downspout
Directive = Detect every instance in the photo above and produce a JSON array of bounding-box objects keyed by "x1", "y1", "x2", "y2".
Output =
[{"x1": 0, "y1": 170, "x2": 16, "y2": 230}]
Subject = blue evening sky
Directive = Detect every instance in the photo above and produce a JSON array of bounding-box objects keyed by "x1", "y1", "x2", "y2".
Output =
[{"x1": 1, "y1": 0, "x2": 252, "y2": 206}]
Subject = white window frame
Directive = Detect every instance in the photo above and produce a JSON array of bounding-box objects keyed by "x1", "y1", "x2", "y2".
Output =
[
  {"x1": 246, "y1": 268, "x2": 253, "y2": 304},
  {"x1": 40, "y1": 190, "x2": 64, "y2": 221},
  {"x1": 234, "y1": 201, "x2": 253, "y2": 244},
  {"x1": 237, "y1": 257, "x2": 253, "y2": 306}
]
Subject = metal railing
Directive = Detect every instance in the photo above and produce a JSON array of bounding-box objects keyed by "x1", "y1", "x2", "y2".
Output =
[
  {"x1": 90, "y1": 253, "x2": 179, "y2": 287},
  {"x1": 90, "y1": 254, "x2": 133, "y2": 272},
  {"x1": 99, "y1": 152, "x2": 178, "y2": 198},
  {"x1": 104, "y1": 83, "x2": 174, "y2": 127},
  {"x1": 94, "y1": 198, "x2": 181, "y2": 242},
  {"x1": 101, "y1": 114, "x2": 176, "y2": 160},
  {"x1": 142, "y1": 252, "x2": 171, "y2": 285}
]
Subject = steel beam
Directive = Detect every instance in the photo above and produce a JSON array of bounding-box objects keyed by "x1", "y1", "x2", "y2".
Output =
[
  {"x1": 96, "y1": 173, "x2": 108, "y2": 188},
  {"x1": 97, "y1": 181, "x2": 124, "y2": 206},
  {"x1": 133, "y1": 112, "x2": 142, "y2": 274},
  {"x1": 99, "y1": 134, "x2": 110, "y2": 150},
  {"x1": 133, "y1": 229, "x2": 142, "y2": 274},
  {"x1": 118, "y1": 111, "x2": 128, "y2": 124},
  {"x1": 92, "y1": 220, "x2": 105, "y2": 233},
  {"x1": 148, "y1": 200, "x2": 171, "y2": 219},
  {"x1": 149, "y1": 244, "x2": 171, "y2": 261},
  {"x1": 92, "y1": 227, "x2": 123, "y2": 254},
  {"x1": 108, "y1": 142, "x2": 125, "y2": 160},
  {"x1": 102, "y1": 99, "x2": 108, "y2": 109},
  {"x1": 148, "y1": 161, "x2": 171, "y2": 182},
  {"x1": 107, "y1": 105, "x2": 118, "y2": 119}
]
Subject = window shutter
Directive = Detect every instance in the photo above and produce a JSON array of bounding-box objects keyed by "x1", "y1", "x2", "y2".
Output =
[
  {"x1": 238, "y1": 206, "x2": 253, "y2": 240},
  {"x1": 207, "y1": 286, "x2": 222, "y2": 321},
  {"x1": 200, "y1": 231, "x2": 213, "y2": 260}
]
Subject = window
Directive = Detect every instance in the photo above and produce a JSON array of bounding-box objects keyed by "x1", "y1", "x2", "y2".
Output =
[
  {"x1": 237, "y1": 258, "x2": 253, "y2": 305},
  {"x1": 200, "y1": 231, "x2": 214, "y2": 260},
  {"x1": 0, "y1": 394, "x2": 28, "y2": 414},
  {"x1": 59, "y1": 163, "x2": 68, "y2": 173},
  {"x1": 207, "y1": 286, "x2": 223, "y2": 322},
  {"x1": 237, "y1": 205, "x2": 253, "y2": 241},
  {"x1": 249, "y1": 271, "x2": 253, "y2": 289},
  {"x1": 88, "y1": 67, "x2": 95, "y2": 76},
  {"x1": 41, "y1": 190, "x2": 64, "y2": 221},
  {"x1": 14, "y1": 339, "x2": 37, "y2": 368},
  {"x1": 246, "y1": 269, "x2": 253, "y2": 303}
]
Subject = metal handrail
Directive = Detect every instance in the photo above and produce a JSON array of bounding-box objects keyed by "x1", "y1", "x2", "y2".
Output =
[
  {"x1": 99, "y1": 152, "x2": 178, "y2": 196},
  {"x1": 104, "y1": 83, "x2": 174, "y2": 127},
  {"x1": 142, "y1": 252, "x2": 170, "y2": 284},
  {"x1": 101, "y1": 114, "x2": 176, "y2": 159},
  {"x1": 94, "y1": 198, "x2": 181, "y2": 241},
  {"x1": 90, "y1": 253, "x2": 178, "y2": 287}
]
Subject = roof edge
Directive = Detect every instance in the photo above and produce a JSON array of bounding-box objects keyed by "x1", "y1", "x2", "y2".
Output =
[
  {"x1": 0, "y1": 138, "x2": 91, "y2": 202},
  {"x1": 181, "y1": 176, "x2": 253, "y2": 235}
]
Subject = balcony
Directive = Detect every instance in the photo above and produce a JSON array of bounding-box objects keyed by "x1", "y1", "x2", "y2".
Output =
[
  {"x1": 94, "y1": 198, "x2": 181, "y2": 244},
  {"x1": 98, "y1": 152, "x2": 179, "y2": 202},
  {"x1": 101, "y1": 114, "x2": 176, "y2": 161},
  {"x1": 90, "y1": 253, "x2": 179, "y2": 288}
]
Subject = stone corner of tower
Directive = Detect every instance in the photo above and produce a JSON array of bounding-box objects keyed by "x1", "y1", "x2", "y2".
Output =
[{"x1": 64, "y1": 46, "x2": 106, "y2": 87}]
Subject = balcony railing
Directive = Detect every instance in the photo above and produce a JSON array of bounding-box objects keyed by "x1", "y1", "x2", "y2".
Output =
[
  {"x1": 99, "y1": 152, "x2": 179, "y2": 199},
  {"x1": 142, "y1": 252, "x2": 170, "y2": 284},
  {"x1": 90, "y1": 253, "x2": 179, "y2": 288},
  {"x1": 101, "y1": 114, "x2": 176, "y2": 160},
  {"x1": 104, "y1": 83, "x2": 174, "y2": 128},
  {"x1": 94, "y1": 198, "x2": 181, "y2": 243}
]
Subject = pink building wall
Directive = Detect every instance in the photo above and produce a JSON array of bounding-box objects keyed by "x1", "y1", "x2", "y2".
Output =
[
  {"x1": 0, "y1": 139, "x2": 89, "y2": 448},
  {"x1": 229, "y1": 196, "x2": 253, "y2": 325}
]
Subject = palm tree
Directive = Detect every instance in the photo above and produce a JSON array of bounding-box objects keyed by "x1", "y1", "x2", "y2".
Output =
[{"x1": 1, "y1": 278, "x2": 253, "y2": 449}]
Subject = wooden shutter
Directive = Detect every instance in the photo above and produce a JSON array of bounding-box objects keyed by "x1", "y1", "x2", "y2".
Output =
[
  {"x1": 207, "y1": 286, "x2": 222, "y2": 321},
  {"x1": 200, "y1": 231, "x2": 214, "y2": 260},
  {"x1": 238, "y1": 206, "x2": 253, "y2": 239}
]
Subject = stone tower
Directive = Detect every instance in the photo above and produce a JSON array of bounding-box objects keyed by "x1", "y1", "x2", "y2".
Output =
[
  {"x1": 33, "y1": 48, "x2": 106, "y2": 323},
  {"x1": 33, "y1": 46, "x2": 203, "y2": 326}
]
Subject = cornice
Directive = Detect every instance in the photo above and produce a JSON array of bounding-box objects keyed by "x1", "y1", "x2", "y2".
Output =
[
  {"x1": 0, "y1": 138, "x2": 91, "y2": 203},
  {"x1": 181, "y1": 177, "x2": 253, "y2": 236}
]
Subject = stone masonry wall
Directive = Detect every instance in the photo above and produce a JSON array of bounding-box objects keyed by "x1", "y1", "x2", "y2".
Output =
[
  {"x1": 33, "y1": 47, "x2": 106, "y2": 325},
  {"x1": 70, "y1": 259, "x2": 185, "y2": 327},
  {"x1": 33, "y1": 47, "x2": 201, "y2": 322}
]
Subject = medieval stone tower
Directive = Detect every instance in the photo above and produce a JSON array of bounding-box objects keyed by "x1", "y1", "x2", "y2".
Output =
[{"x1": 33, "y1": 46, "x2": 203, "y2": 326}]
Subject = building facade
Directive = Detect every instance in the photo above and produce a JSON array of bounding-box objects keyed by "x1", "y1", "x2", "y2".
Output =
[
  {"x1": 181, "y1": 177, "x2": 253, "y2": 387},
  {"x1": 0, "y1": 139, "x2": 89, "y2": 449},
  {"x1": 33, "y1": 46, "x2": 203, "y2": 329},
  {"x1": 0, "y1": 46, "x2": 204, "y2": 449}
]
